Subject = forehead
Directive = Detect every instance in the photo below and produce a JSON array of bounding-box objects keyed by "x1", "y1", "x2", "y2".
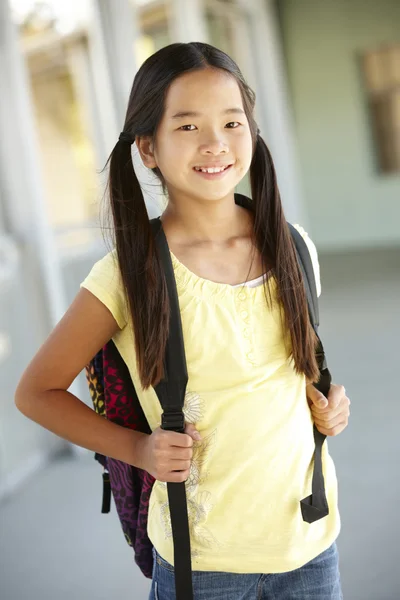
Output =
[{"x1": 163, "y1": 68, "x2": 244, "y2": 116}]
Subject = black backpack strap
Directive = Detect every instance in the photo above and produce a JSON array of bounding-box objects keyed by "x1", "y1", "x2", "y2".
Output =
[
  {"x1": 287, "y1": 223, "x2": 319, "y2": 329},
  {"x1": 146, "y1": 214, "x2": 330, "y2": 600},
  {"x1": 288, "y1": 223, "x2": 330, "y2": 523},
  {"x1": 287, "y1": 224, "x2": 331, "y2": 385},
  {"x1": 150, "y1": 218, "x2": 194, "y2": 600}
]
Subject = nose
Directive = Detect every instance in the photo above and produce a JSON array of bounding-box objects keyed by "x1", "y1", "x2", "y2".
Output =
[{"x1": 199, "y1": 137, "x2": 229, "y2": 156}]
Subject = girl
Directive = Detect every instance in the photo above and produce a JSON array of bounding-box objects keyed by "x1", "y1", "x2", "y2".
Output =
[{"x1": 15, "y1": 42, "x2": 349, "y2": 599}]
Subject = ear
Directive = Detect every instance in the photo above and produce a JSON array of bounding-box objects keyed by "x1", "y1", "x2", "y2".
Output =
[{"x1": 135, "y1": 135, "x2": 157, "y2": 169}]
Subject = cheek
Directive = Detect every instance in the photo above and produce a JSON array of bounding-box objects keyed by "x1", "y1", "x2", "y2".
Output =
[
  {"x1": 155, "y1": 136, "x2": 190, "y2": 177},
  {"x1": 236, "y1": 135, "x2": 254, "y2": 173}
]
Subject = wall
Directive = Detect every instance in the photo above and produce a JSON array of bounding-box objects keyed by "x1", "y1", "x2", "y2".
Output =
[{"x1": 279, "y1": 0, "x2": 400, "y2": 250}]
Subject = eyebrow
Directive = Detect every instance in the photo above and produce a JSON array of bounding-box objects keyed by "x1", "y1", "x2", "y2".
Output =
[{"x1": 171, "y1": 108, "x2": 245, "y2": 119}]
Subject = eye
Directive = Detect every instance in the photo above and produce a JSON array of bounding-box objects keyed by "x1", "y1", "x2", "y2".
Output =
[
  {"x1": 226, "y1": 122, "x2": 241, "y2": 128},
  {"x1": 179, "y1": 124, "x2": 197, "y2": 131}
]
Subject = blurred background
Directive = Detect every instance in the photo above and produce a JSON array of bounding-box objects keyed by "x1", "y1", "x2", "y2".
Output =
[{"x1": 0, "y1": 0, "x2": 399, "y2": 598}]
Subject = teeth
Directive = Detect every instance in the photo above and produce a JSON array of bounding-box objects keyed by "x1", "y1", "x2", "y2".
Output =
[{"x1": 195, "y1": 166, "x2": 228, "y2": 173}]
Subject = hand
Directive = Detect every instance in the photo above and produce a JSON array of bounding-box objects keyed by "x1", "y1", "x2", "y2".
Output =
[
  {"x1": 138, "y1": 422, "x2": 201, "y2": 483},
  {"x1": 306, "y1": 383, "x2": 350, "y2": 437}
]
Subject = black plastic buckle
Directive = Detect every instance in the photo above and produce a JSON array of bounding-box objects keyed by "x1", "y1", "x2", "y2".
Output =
[{"x1": 161, "y1": 410, "x2": 185, "y2": 432}]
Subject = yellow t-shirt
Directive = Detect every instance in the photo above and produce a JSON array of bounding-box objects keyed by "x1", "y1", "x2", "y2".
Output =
[{"x1": 80, "y1": 225, "x2": 340, "y2": 574}]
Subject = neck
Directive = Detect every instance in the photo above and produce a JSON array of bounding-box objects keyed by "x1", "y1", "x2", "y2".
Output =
[{"x1": 161, "y1": 190, "x2": 252, "y2": 245}]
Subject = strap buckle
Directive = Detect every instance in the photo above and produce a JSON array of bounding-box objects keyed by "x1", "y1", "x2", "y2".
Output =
[{"x1": 161, "y1": 410, "x2": 185, "y2": 432}]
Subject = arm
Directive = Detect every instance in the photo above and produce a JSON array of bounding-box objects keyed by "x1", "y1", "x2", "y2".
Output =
[{"x1": 14, "y1": 288, "x2": 147, "y2": 467}]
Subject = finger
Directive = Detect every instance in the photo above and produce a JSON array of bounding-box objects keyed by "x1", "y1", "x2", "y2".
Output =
[
  {"x1": 170, "y1": 459, "x2": 192, "y2": 470},
  {"x1": 306, "y1": 385, "x2": 328, "y2": 409},
  {"x1": 313, "y1": 412, "x2": 347, "y2": 430},
  {"x1": 167, "y1": 430, "x2": 194, "y2": 447},
  {"x1": 328, "y1": 384, "x2": 346, "y2": 409},
  {"x1": 165, "y1": 469, "x2": 191, "y2": 484},
  {"x1": 311, "y1": 402, "x2": 342, "y2": 418},
  {"x1": 170, "y1": 446, "x2": 193, "y2": 460},
  {"x1": 311, "y1": 394, "x2": 350, "y2": 416},
  {"x1": 312, "y1": 398, "x2": 350, "y2": 425},
  {"x1": 314, "y1": 420, "x2": 348, "y2": 437},
  {"x1": 184, "y1": 422, "x2": 202, "y2": 441}
]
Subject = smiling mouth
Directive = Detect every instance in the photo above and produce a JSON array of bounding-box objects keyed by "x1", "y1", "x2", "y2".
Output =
[{"x1": 193, "y1": 164, "x2": 233, "y2": 175}]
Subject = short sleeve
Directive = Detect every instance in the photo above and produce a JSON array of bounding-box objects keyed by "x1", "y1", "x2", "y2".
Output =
[
  {"x1": 80, "y1": 249, "x2": 128, "y2": 329},
  {"x1": 292, "y1": 225, "x2": 321, "y2": 297}
]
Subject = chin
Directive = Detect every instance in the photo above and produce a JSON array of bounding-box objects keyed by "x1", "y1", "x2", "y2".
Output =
[{"x1": 195, "y1": 186, "x2": 236, "y2": 201}]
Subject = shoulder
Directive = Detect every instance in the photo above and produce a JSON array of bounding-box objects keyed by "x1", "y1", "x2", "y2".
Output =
[
  {"x1": 291, "y1": 224, "x2": 321, "y2": 298},
  {"x1": 81, "y1": 249, "x2": 122, "y2": 292},
  {"x1": 80, "y1": 248, "x2": 128, "y2": 329},
  {"x1": 90, "y1": 247, "x2": 119, "y2": 270}
]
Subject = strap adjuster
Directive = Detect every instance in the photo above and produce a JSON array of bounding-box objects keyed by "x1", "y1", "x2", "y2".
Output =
[{"x1": 161, "y1": 410, "x2": 185, "y2": 432}]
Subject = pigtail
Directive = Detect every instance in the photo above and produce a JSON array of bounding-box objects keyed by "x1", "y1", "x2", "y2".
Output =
[
  {"x1": 250, "y1": 134, "x2": 319, "y2": 383},
  {"x1": 107, "y1": 139, "x2": 169, "y2": 388}
]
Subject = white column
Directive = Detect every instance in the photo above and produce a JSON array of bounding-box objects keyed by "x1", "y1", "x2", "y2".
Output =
[
  {"x1": 87, "y1": 0, "x2": 164, "y2": 215},
  {"x1": 65, "y1": 38, "x2": 106, "y2": 175},
  {"x1": 0, "y1": 0, "x2": 74, "y2": 488},
  {"x1": 88, "y1": 0, "x2": 139, "y2": 142},
  {"x1": 0, "y1": 0, "x2": 69, "y2": 330},
  {"x1": 237, "y1": 0, "x2": 307, "y2": 227},
  {"x1": 167, "y1": 0, "x2": 209, "y2": 43},
  {"x1": 89, "y1": 1, "x2": 170, "y2": 219}
]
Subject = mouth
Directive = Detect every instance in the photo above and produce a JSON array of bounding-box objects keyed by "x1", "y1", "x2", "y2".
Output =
[{"x1": 192, "y1": 164, "x2": 234, "y2": 179}]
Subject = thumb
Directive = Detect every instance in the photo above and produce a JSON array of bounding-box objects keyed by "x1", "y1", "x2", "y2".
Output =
[
  {"x1": 184, "y1": 422, "x2": 202, "y2": 442},
  {"x1": 307, "y1": 385, "x2": 328, "y2": 408}
]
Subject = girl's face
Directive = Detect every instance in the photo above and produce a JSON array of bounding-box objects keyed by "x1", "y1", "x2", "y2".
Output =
[{"x1": 140, "y1": 68, "x2": 253, "y2": 204}]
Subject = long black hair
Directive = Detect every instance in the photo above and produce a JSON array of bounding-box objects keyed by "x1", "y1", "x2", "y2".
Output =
[{"x1": 104, "y1": 42, "x2": 318, "y2": 389}]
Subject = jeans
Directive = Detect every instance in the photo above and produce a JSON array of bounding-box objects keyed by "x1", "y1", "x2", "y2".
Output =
[{"x1": 149, "y1": 542, "x2": 343, "y2": 599}]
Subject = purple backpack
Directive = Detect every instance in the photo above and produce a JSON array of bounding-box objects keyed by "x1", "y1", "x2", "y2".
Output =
[
  {"x1": 84, "y1": 195, "x2": 332, "y2": 600},
  {"x1": 85, "y1": 338, "x2": 155, "y2": 578}
]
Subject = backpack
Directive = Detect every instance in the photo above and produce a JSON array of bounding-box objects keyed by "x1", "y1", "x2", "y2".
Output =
[{"x1": 85, "y1": 193, "x2": 332, "y2": 600}]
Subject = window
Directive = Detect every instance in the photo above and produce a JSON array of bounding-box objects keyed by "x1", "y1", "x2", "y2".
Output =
[{"x1": 362, "y1": 44, "x2": 400, "y2": 174}]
